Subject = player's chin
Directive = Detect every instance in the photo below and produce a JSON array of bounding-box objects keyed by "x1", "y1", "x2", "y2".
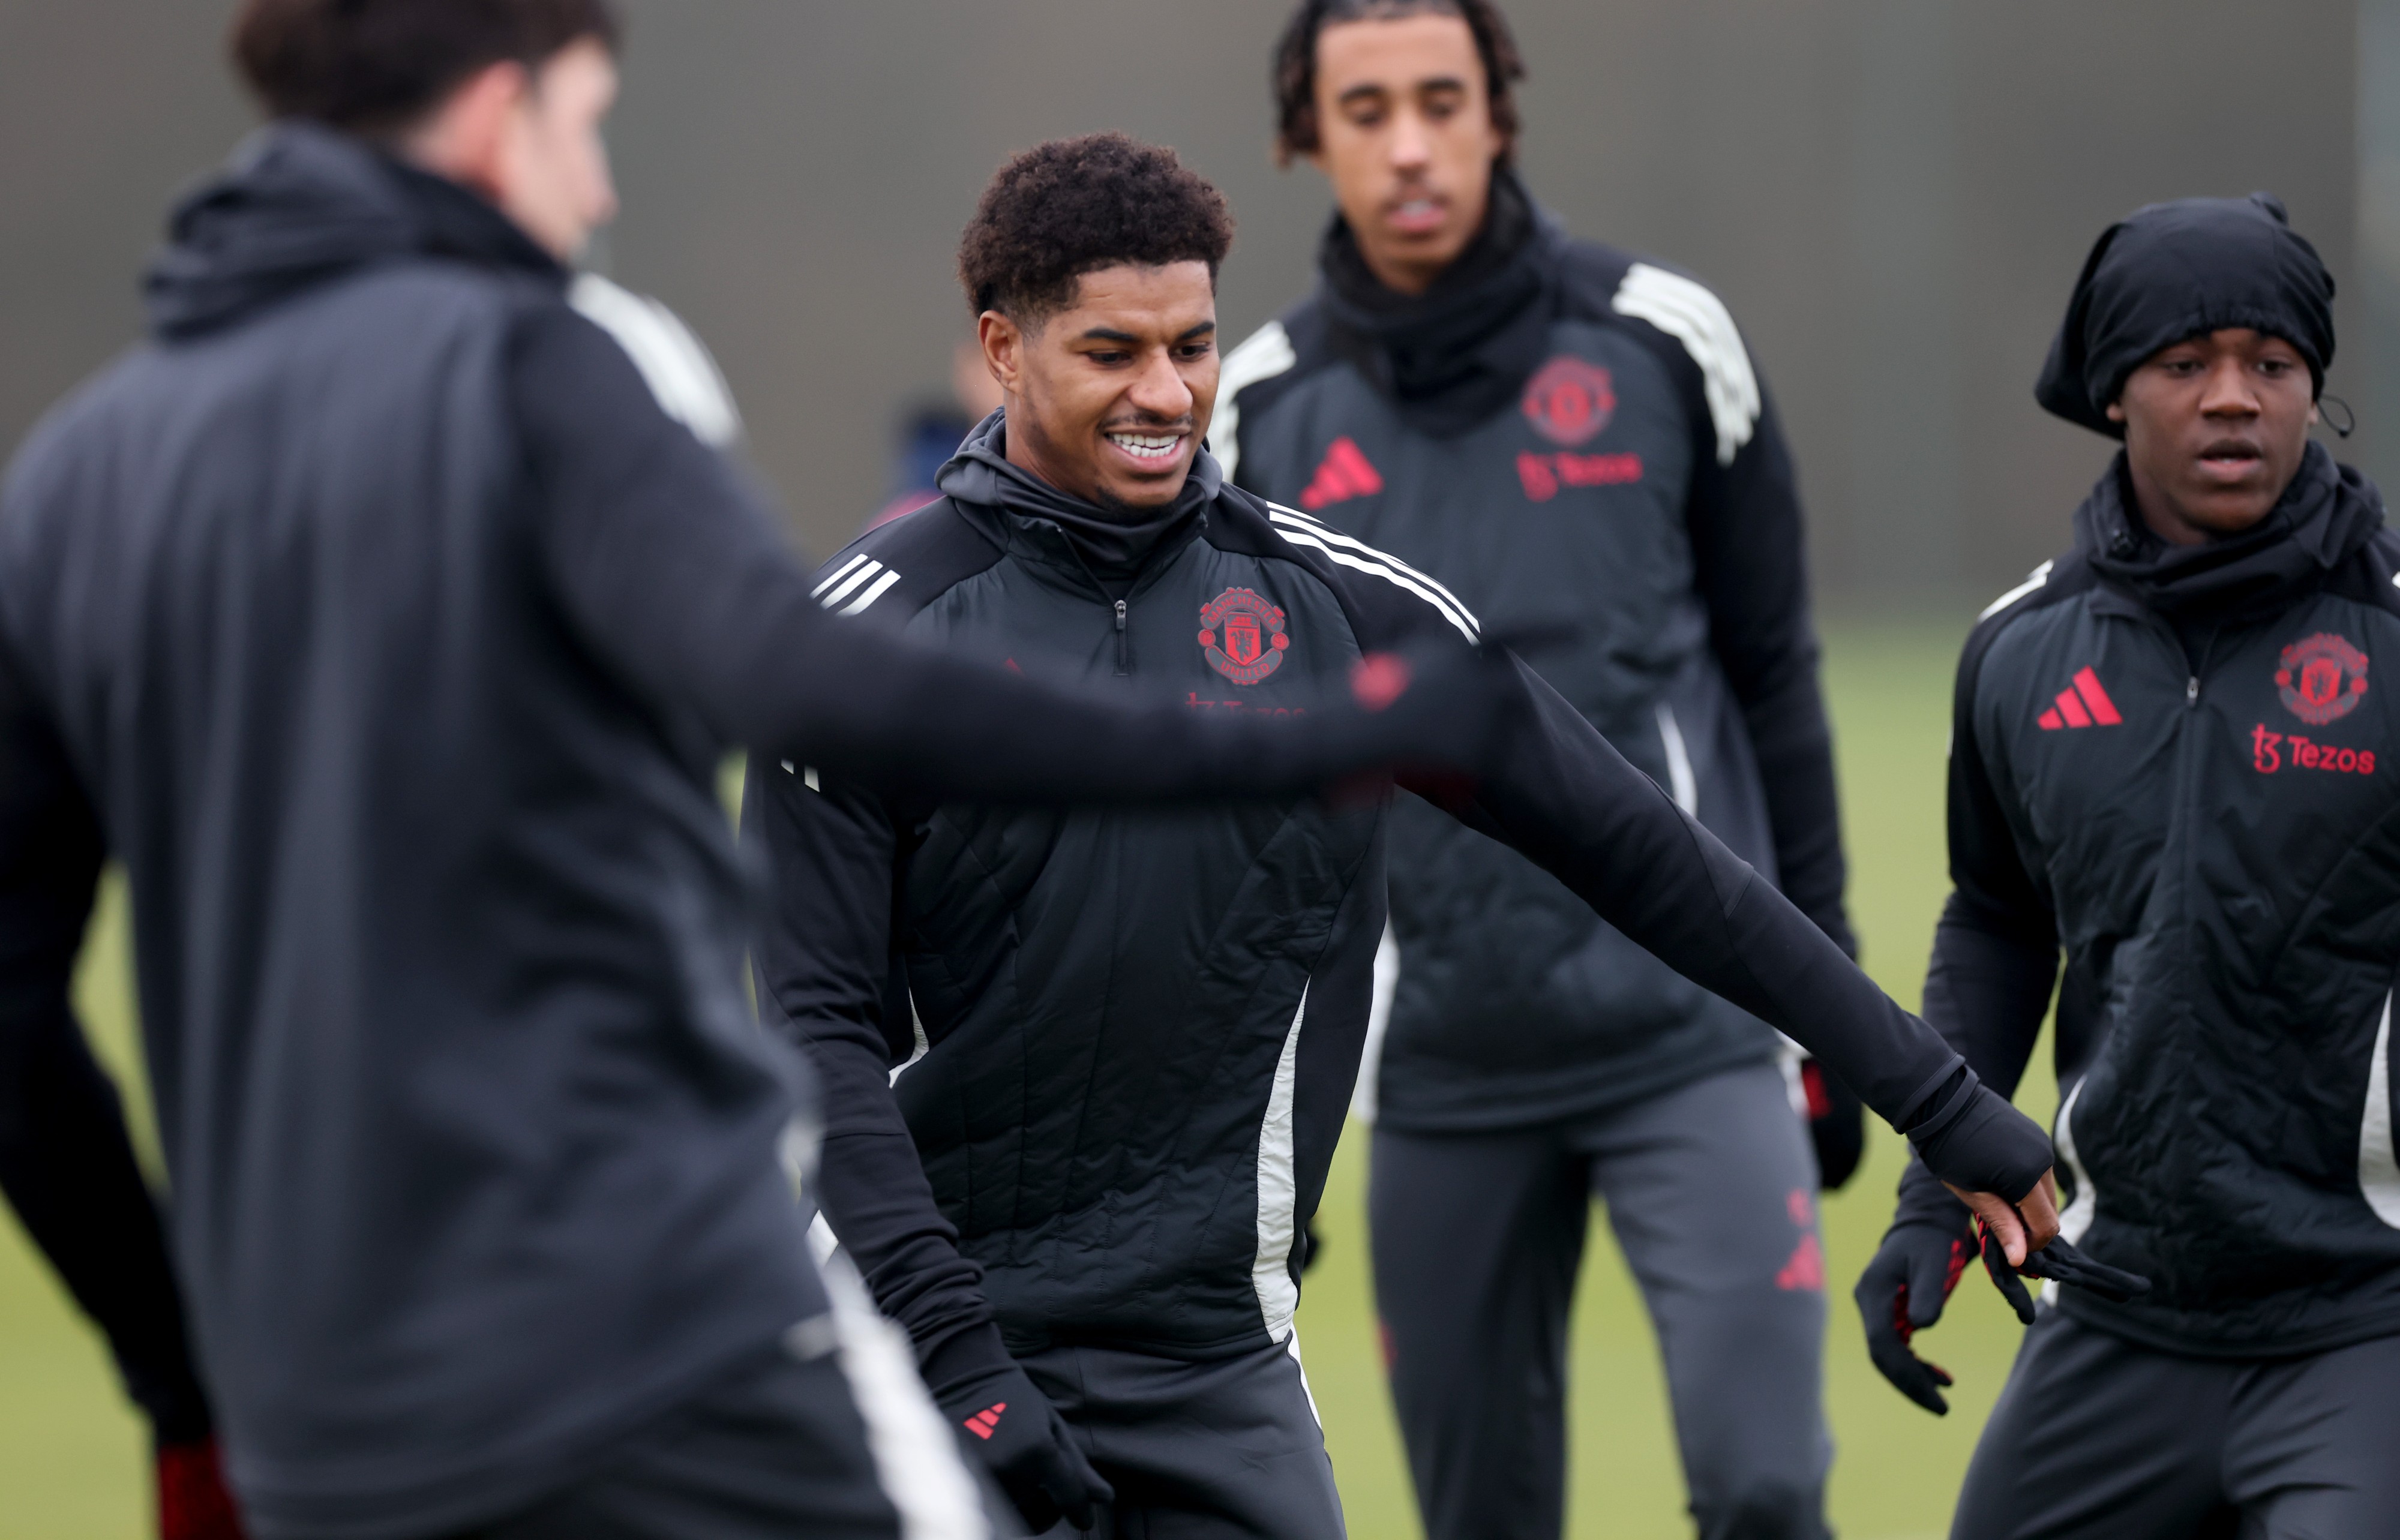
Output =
[{"x1": 1096, "y1": 454, "x2": 1195, "y2": 507}]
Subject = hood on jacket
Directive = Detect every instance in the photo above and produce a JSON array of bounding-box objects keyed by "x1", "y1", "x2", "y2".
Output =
[
  {"x1": 145, "y1": 120, "x2": 562, "y2": 340},
  {"x1": 2075, "y1": 439, "x2": 2383, "y2": 622},
  {"x1": 936, "y1": 408, "x2": 1217, "y2": 589}
]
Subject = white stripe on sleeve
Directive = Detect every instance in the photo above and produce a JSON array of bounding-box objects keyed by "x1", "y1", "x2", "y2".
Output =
[
  {"x1": 1609, "y1": 263, "x2": 1761, "y2": 467},
  {"x1": 1210, "y1": 320, "x2": 1298, "y2": 484}
]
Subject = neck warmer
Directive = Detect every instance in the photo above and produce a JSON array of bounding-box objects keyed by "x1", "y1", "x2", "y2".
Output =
[
  {"x1": 2075, "y1": 440, "x2": 2381, "y2": 623},
  {"x1": 1316, "y1": 166, "x2": 1561, "y2": 437},
  {"x1": 936, "y1": 409, "x2": 1216, "y2": 590}
]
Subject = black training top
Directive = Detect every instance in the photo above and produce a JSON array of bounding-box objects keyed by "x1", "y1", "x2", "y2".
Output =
[
  {"x1": 1907, "y1": 442, "x2": 2400, "y2": 1356},
  {"x1": 749, "y1": 412, "x2": 2045, "y2": 1391},
  {"x1": 0, "y1": 124, "x2": 1522, "y2": 1540},
  {"x1": 1221, "y1": 170, "x2": 1849, "y2": 1131}
]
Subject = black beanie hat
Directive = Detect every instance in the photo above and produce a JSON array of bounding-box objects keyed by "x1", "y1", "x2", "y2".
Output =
[{"x1": 2034, "y1": 192, "x2": 2335, "y2": 439}]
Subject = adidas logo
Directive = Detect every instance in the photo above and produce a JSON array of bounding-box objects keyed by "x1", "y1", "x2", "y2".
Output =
[
  {"x1": 2037, "y1": 667, "x2": 2123, "y2": 731},
  {"x1": 963, "y1": 1402, "x2": 1006, "y2": 1440},
  {"x1": 1298, "y1": 437, "x2": 1384, "y2": 511}
]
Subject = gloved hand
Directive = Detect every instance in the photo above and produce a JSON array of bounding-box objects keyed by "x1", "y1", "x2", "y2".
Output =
[
  {"x1": 1799, "y1": 1057, "x2": 1865, "y2": 1190},
  {"x1": 157, "y1": 1437, "x2": 245, "y2": 1540},
  {"x1": 1854, "y1": 1170, "x2": 1978, "y2": 1415},
  {"x1": 930, "y1": 1342, "x2": 1111, "y2": 1533},
  {"x1": 1972, "y1": 1214, "x2": 2153, "y2": 1323}
]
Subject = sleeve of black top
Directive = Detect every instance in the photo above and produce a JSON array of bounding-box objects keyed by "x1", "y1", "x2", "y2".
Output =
[
  {"x1": 1685, "y1": 385, "x2": 1855, "y2": 957},
  {"x1": 1365, "y1": 625, "x2": 2047, "y2": 1198},
  {"x1": 508, "y1": 304, "x2": 1500, "y2": 806},
  {"x1": 1893, "y1": 629, "x2": 2063, "y2": 1219},
  {"x1": 743, "y1": 759, "x2": 1000, "y2": 1379},
  {"x1": 0, "y1": 635, "x2": 214, "y2": 1443}
]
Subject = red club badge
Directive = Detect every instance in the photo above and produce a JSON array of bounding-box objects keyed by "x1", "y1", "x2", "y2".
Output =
[
  {"x1": 1198, "y1": 587, "x2": 1291, "y2": 685},
  {"x1": 1521, "y1": 356, "x2": 1616, "y2": 446},
  {"x1": 2275, "y1": 633, "x2": 2368, "y2": 725}
]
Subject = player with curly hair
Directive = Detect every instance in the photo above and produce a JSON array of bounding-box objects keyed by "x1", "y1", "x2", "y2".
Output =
[{"x1": 752, "y1": 131, "x2": 2068, "y2": 1539}]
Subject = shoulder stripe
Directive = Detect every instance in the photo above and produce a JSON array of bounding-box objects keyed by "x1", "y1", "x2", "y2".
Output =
[
  {"x1": 1609, "y1": 263, "x2": 1759, "y2": 467},
  {"x1": 819, "y1": 559, "x2": 886, "y2": 610},
  {"x1": 1210, "y1": 320, "x2": 1298, "y2": 484},
  {"x1": 812, "y1": 553, "x2": 872, "y2": 599},
  {"x1": 1978, "y1": 559, "x2": 2054, "y2": 621},
  {"x1": 1264, "y1": 505, "x2": 1477, "y2": 625},
  {"x1": 837, "y1": 569, "x2": 904, "y2": 617},
  {"x1": 569, "y1": 273, "x2": 744, "y2": 448},
  {"x1": 1265, "y1": 516, "x2": 1479, "y2": 643}
]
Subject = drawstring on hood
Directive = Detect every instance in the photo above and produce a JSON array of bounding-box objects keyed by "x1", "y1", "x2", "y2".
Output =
[
  {"x1": 1316, "y1": 166, "x2": 1561, "y2": 437},
  {"x1": 2076, "y1": 439, "x2": 2383, "y2": 624},
  {"x1": 145, "y1": 120, "x2": 563, "y2": 340}
]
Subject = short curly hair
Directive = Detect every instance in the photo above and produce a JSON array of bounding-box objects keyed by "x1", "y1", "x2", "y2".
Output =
[
  {"x1": 958, "y1": 134, "x2": 1236, "y2": 322},
  {"x1": 1271, "y1": 0, "x2": 1523, "y2": 167}
]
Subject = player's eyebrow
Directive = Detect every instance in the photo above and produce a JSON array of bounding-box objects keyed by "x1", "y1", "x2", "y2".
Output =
[{"x1": 1076, "y1": 321, "x2": 1217, "y2": 345}]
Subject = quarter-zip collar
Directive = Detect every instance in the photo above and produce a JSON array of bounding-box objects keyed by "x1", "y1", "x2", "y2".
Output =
[
  {"x1": 936, "y1": 409, "x2": 1214, "y2": 598},
  {"x1": 1315, "y1": 166, "x2": 1563, "y2": 438},
  {"x1": 2074, "y1": 441, "x2": 2383, "y2": 629}
]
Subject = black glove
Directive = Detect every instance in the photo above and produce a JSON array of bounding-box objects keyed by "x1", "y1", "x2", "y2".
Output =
[
  {"x1": 1973, "y1": 1215, "x2": 2153, "y2": 1324},
  {"x1": 1800, "y1": 1057, "x2": 1865, "y2": 1190},
  {"x1": 1854, "y1": 1169, "x2": 1977, "y2": 1415},
  {"x1": 928, "y1": 1333, "x2": 1111, "y2": 1533}
]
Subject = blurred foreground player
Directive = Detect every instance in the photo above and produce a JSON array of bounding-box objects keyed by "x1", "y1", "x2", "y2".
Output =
[
  {"x1": 1857, "y1": 194, "x2": 2400, "y2": 1536},
  {"x1": 1219, "y1": 4, "x2": 1859, "y2": 1534},
  {"x1": 752, "y1": 132, "x2": 2070, "y2": 1540},
  {"x1": 0, "y1": 3, "x2": 1516, "y2": 1537}
]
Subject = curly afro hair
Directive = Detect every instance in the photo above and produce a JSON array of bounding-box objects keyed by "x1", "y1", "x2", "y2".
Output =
[
  {"x1": 958, "y1": 133, "x2": 1235, "y2": 322},
  {"x1": 1271, "y1": 0, "x2": 1523, "y2": 167}
]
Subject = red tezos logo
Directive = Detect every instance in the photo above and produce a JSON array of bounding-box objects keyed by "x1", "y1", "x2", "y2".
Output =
[
  {"x1": 1521, "y1": 356, "x2": 1616, "y2": 446},
  {"x1": 1199, "y1": 587, "x2": 1291, "y2": 685},
  {"x1": 2275, "y1": 633, "x2": 2368, "y2": 725}
]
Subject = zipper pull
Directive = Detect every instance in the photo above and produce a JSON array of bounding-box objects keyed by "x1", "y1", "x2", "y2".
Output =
[
  {"x1": 2186, "y1": 676, "x2": 2199, "y2": 707},
  {"x1": 1114, "y1": 599, "x2": 1130, "y2": 676}
]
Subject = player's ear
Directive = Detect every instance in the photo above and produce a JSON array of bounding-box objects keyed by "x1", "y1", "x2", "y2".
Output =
[
  {"x1": 2105, "y1": 400, "x2": 2127, "y2": 424},
  {"x1": 979, "y1": 310, "x2": 1024, "y2": 398}
]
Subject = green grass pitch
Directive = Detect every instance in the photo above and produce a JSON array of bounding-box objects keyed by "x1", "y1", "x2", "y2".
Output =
[{"x1": 0, "y1": 614, "x2": 2059, "y2": 1538}]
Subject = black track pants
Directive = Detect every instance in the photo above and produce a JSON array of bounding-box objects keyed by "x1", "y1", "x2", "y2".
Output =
[
  {"x1": 1023, "y1": 1335, "x2": 1345, "y2": 1539},
  {"x1": 1370, "y1": 1061, "x2": 1831, "y2": 1540},
  {"x1": 1951, "y1": 1308, "x2": 2400, "y2": 1540}
]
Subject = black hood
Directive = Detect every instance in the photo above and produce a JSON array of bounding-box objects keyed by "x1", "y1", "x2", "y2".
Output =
[
  {"x1": 1316, "y1": 166, "x2": 1563, "y2": 437},
  {"x1": 936, "y1": 409, "x2": 1216, "y2": 592},
  {"x1": 2074, "y1": 440, "x2": 2383, "y2": 623},
  {"x1": 145, "y1": 121, "x2": 563, "y2": 340}
]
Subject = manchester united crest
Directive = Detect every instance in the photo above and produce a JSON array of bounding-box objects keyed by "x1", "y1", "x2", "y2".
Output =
[
  {"x1": 1198, "y1": 587, "x2": 1291, "y2": 685},
  {"x1": 1521, "y1": 356, "x2": 1616, "y2": 447},
  {"x1": 2275, "y1": 632, "x2": 2369, "y2": 725}
]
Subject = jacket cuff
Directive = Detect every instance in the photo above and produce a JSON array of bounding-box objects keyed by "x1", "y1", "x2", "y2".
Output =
[{"x1": 917, "y1": 1319, "x2": 1017, "y2": 1398}]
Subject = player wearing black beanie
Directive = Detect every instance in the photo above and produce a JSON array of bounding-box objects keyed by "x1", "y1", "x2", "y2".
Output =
[{"x1": 1858, "y1": 193, "x2": 2400, "y2": 1537}]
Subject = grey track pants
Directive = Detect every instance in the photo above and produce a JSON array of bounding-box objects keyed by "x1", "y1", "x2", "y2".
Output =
[
  {"x1": 1370, "y1": 1061, "x2": 1831, "y2": 1540},
  {"x1": 1024, "y1": 1334, "x2": 1345, "y2": 1540},
  {"x1": 1951, "y1": 1308, "x2": 2400, "y2": 1540}
]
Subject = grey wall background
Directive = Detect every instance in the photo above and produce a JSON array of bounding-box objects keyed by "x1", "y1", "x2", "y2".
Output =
[{"x1": 0, "y1": 1, "x2": 2370, "y2": 603}]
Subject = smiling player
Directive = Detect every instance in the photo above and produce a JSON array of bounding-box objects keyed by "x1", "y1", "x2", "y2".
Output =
[
  {"x1": 753, "y1": 133, "x2": 2066, "y2": 1539},
  {"x1": 1857, "y1": 193, "x2": 2400, "y2": 1537}
]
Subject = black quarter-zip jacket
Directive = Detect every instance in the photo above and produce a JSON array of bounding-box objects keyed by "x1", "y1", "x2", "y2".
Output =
[
  {"x1": 1219, "y1": 173, "x2": 1849, "y2": 1130},
  {"x1": 1921, "y1": 442, "x2": 2400, "y2": 1355},
  {"x1": 749, "y1": 414, "x2": 2048, "y2": 1379}
]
